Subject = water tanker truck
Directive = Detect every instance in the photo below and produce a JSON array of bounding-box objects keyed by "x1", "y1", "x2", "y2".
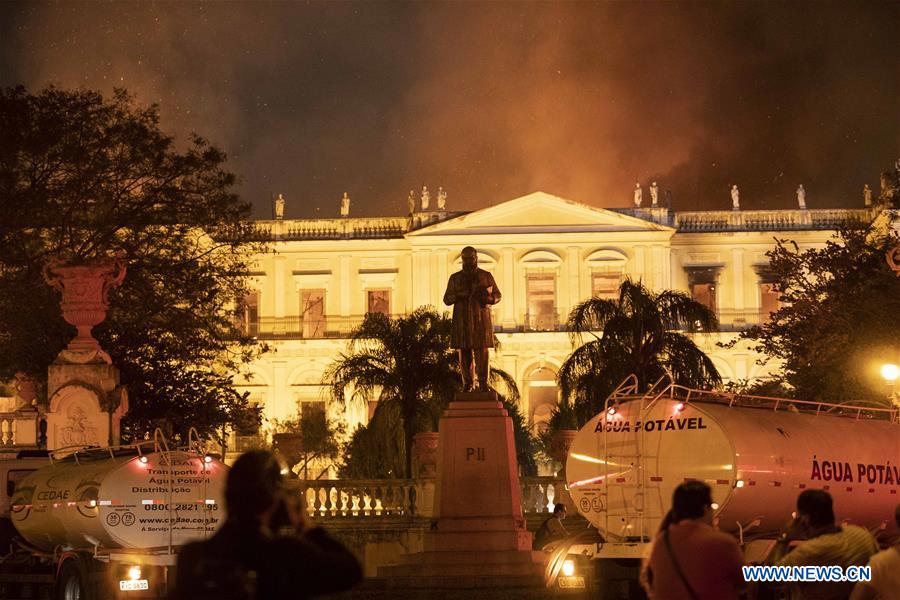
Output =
[
  {"x1": 548, "y1": 375, "x2": 900, "y2": 594},
  {"x1": 0, "y1": 434, "x2": 227, "y2": 600}
]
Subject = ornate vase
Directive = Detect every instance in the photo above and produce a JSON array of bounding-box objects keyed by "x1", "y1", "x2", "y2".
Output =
[
  {"x1": 549, "y1": 429, "x2": 578, "y2": 466},
  {"x1": 413, "y1": 431, "x2": 440, "y2": 478},
  {"x1": 13, "y1": 372, "x2": 38, "y2": 410},
  {"x1": 43, "y1": 256, "x2": 126, "y2": 353}
]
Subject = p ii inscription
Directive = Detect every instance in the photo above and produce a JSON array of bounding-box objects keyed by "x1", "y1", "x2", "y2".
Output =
[{"x1": 465, "y1": 447, "x2": 486, "y2": 462}]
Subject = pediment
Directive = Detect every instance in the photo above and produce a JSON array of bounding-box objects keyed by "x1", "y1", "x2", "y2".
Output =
[{"x1": 407, "y1": 192, "x2": 672, "y2": 236}]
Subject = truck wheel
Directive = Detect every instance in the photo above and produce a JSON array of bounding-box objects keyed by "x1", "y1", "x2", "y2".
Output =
[{"x1": 57, "y1": 559, "x2": 91, "y2": 600}]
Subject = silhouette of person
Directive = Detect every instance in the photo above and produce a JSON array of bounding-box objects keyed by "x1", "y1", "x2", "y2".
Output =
[{"x1": 174, "y1": 450, "x2": 362, "y2": 599}]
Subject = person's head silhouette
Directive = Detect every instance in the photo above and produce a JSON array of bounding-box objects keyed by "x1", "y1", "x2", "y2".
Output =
[{"x1": 225, "y1": 450, "x2": 284, "y2": 523}]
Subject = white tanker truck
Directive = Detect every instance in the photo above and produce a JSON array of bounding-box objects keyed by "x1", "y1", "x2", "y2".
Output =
[
  {"x1": 0, "y1": 433, "x2": 227, "y2": 600},
  {"x1": 550, "y1": 375, "x2": 900, "y2": 595}
]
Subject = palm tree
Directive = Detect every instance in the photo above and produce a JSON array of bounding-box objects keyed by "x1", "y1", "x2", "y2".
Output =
[
  {"x1": 324, "y1": 308, "x2": 455, "y2": 478},
  {"x1": 324, "y1": 307, "x2": 529, "y2": 477},
  {"x1": 558, "y1": 278, "x2": 721, "y2": 424}
]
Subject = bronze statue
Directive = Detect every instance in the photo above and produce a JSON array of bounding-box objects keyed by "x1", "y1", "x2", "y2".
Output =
[{"x1": 443, "y1": 247, "x2": 501, "y2": 391}]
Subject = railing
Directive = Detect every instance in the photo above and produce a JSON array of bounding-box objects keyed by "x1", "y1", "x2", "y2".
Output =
[
  {"x1": 715, "y1": 309, "x2": 769, "y2": 332},
  {"x1": 519, "y1": 476, "x2": 564, "y2": 514},
  {"x1": 240, "y1": 309, "x2": 775, "y2": 339},
  {"x1": 612, "y1": 376, "x2": 900, "y2": 422},
  {"x1": 287, "y1": 476, "x2": 564, "y2": 520},
  {"x1": 251, "y1": 212, "x2": 466, "y2": 241},
  {"x1": 241, "y1": 314, "x2": 403, "y2": 339},
  {"x1": 293, "y1": 479, "x2": 419, "y2": 518},
  {"x1": 522, "y1": 312, "x2": 563, "y2": 332},
  {"x1": 0, "y1": 411, "x2": 40, "y2": 447},
  {"x1": 675, "y1": 208, "x2": 873, "y2": 232}
]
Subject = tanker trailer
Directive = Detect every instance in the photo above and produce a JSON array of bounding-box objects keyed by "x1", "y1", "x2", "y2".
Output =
[
  {"x1": 0, "y1": 439, "x2": 227, "y2": 600},
  {"x1": 551, "y1": 376, "x2": 900, "y2": 593}
]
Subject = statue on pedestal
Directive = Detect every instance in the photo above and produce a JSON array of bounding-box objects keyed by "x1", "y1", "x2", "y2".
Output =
[
  {"x1": 421, "y1": 185, "x2": 430, "y2": 211},
  {"x1": 633, "y1": 182, "x2": 642, "y2": 207},
  {"x1": 650, "y1": 182, "x2": 659, "y2": 207},
  {"x1": 864, "y1": 184, "x2": 873, "y2": 207},
  {"x1": 797, "y1": 184, "x2": 807, "y2": 209},
  {"x1": 731, "y1": 184, "x2": 740, "y2": 210},
  {"x1": 407, "y1": 190, "x2": 416, "y2": 215},
  {"x1": 340, "y1": 192, "x2": 350, "y2": 217},
  {"x1": 443, "y1": 247, "x2": 501, "y2": 391},
  {"x1": 437, "y1": 186, "x2": 447, "y2": 211},
  {"x1": 273, "y1": 193, "x2": 285, "y2": 220}
]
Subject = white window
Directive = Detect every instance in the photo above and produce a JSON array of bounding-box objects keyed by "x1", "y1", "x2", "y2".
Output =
[
  {"x1": 366, "y1": 289, "x2": 391, "y2": 316},
  {"x1": 591, "y1": 271, "x2": 622, "y2": 300},
  {"x1": 526, "y1": 274, "x2": 557, "y2": 331},
  {"x1": 300, "y1": 289, "x2": 326, "y2": 338}
]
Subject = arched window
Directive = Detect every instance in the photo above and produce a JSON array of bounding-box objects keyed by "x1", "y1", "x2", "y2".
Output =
[{"x1": 525, "y1": 365, "x2": 559, "y2": 433}]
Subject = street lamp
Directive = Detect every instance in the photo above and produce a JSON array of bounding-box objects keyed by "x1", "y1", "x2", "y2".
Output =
[{"x1": 880, "y1": 363, "x2": 900, "y2": 408}]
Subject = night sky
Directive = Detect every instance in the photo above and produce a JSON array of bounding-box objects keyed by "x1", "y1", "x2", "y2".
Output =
[{"x1": 1, "y1": 2, "x2": 897, "y2": 219}]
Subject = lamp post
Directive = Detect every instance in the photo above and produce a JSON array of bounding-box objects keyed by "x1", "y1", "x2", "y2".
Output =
[{"x1": 880, "y1": 363, "x2": 899, "y2": 408}]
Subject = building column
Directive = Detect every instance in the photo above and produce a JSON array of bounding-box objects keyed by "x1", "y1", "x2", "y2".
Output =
[
  {"x1": 436, "y1": 249, "x2": 449, "y2": 309},
  {"x1": 731, "y1": 248, "x2": 745, "y2": 312},
  {"x1": 633, "y1": 246, "x2": 646, "y2": 283},
  {"x1": 566, "y1": 246, "x2": 581, "y2": 314},
  {"x1": 272, "y1": 361, "x2": 290, "y2": 420},
  {"x1": 339, "y1": 255, "x2": 351, "y2": 316},
  {"x1": 501, "y1": 248, "x2": 516, "y2": 329},
  {"x1": 651, "y1": 245, "x2": 665, "y2": 291},
  {"x1": 274, "y1": 255, "x2": 286, "y2": 317}
]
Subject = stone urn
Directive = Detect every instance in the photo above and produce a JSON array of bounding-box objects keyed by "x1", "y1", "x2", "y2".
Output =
[
  {"x1": 43, "y1": 255, "x2": 126, "y2": 354},
  {"x1": 549, "y1": 429, "x2": 578, "y2": 468},
  {"x1": 273, "y1": 432, "x2": 304, "y2": 467},
  {"x1": 412, "y1": 431, "x2": 440, "y2": 478},
  {"x1": 14, "y1": 372, "x2": 38, "y2": 410}
]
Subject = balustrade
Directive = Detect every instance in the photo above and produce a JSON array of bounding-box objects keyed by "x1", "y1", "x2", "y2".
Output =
[
  {"x1": 0, "y1": 412, "x2": 39, "y2": 447},
  {"x1": 283, "y1": 476, "x2": 564, "y2": 521},
  {"x1": 675, "y1": 208, "x2": 871, "y2": 232}
]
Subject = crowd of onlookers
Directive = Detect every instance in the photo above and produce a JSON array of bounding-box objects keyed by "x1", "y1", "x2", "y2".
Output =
[
  {"x1": 640, "y1": 481, "x2": 899, "y2": 600},
  {"x1": 176, "y1": 449, "x2": 898, "y2": 600}
]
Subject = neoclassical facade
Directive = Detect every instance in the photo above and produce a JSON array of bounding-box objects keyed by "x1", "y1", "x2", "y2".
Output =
[{"x1": 233, "y1": 191, "x2": 872, "y2": 441}]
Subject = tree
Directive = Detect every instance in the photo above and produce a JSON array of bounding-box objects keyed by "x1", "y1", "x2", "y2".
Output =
[
  {"x1": 558, "y1": 278, "x2": 721, "y2": 424},
  {"x1": 325, "y1": 307, "x2": 535, "y2": 478},
  {"x1": 272, "y1": 405, "x2": 346, "y2": 480},
  {"x1": 0, "y1": 85, "x2": 265, "y2": 442},
  {"x1": 735, "y1": 215, "x2": 900, "y2": 406}
]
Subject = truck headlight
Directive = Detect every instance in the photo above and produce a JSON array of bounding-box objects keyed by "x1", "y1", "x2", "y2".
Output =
[
  {"x1": 128, "y1": 565, "x2": 142, "y2": 581},
  {"x1": 562, "y1": 559, "x2": 575, "y2": 577}
]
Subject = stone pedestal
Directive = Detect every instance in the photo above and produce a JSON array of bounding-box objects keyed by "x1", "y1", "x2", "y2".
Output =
[
  {"x1": 42, "y1": 256, "x2": 128, "y2": 452},
  {"x1": 380, "y1": 391, "x2": 544, "y2": 588},
  {"x1": 45, "y1": 359, "x2": 128, "y2": 451}
]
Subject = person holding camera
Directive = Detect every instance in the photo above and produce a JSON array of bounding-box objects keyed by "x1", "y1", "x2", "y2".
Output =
[
  {"x1": 772, "y1": 489, "x2": 878, "y2": 600},
  {"x1": 174, "y1": 450, "x2": 362, "y2": 600}
]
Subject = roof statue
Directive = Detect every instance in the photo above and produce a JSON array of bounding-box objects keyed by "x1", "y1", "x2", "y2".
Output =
[
  {"x1": 437, "y1": 186, "x2": 447, "y2": 211},
  {"x1": 731, "y1": 184, "x2": 740, "y2": 210},
  {"x1": 421, "y1": 185, "x2": 430, "y2": 211},
  {"x1": 633, "y1": 182, "x2": 642, "y2": 207},
  {"x1": 274, "y1": 193, "x2": 285, "y2": 220},
  {"x1": 407, "y1": 190, "x2": 416, "y2": 215},
  {"x1": 650, "y1": 181, "x2": 659, "y2": 207},
  {"x1": 864, "y1": 183, "x2": 872, "y2": 207},
  {"x1": 797, "y1": 184, "x2": 806, "y2": 210},
  {"x1": 340, "y1": 192, "x2": 350, "y2": 217}
]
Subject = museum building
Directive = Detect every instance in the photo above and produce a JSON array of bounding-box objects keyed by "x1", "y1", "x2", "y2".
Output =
[{"x1": 232, "y1": 191, "x2": 872, "y2": 445}]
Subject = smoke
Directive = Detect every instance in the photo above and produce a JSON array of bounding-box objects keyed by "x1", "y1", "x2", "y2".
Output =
[{"x1": 1, "y1": 2, "x2": 897, "y2": 217}]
